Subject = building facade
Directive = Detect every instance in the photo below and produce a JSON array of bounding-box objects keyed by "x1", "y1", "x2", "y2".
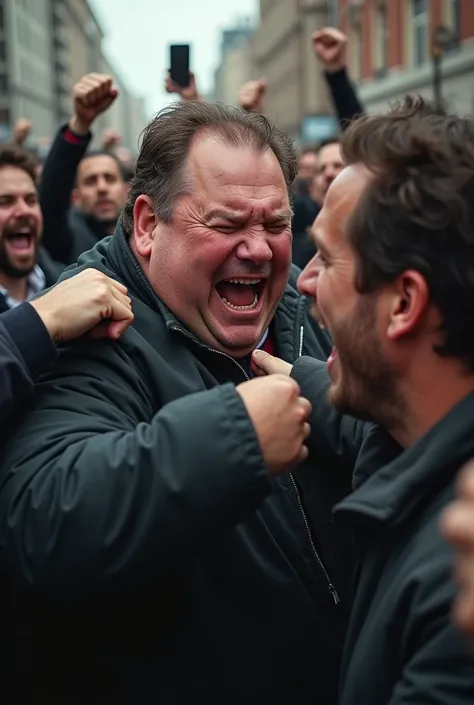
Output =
[
  {"x1": 0, "y1": 0, "x2": 146, "y2": 151},
  {"x1": 1, "y1": 0, "x2": 56, "y2": 142},
  {"x1": 213, "y1": 17, "x2": 256, "y2": 105},
  {"x1": 339, "y1": 0, "x2": 474, "y2": 116},
  {"x1": 254, "y1": 0, "x2": 339, "y2": 143}
]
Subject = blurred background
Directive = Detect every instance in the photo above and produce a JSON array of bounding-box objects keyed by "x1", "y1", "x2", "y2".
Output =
[{"x1": 1, "y1": 0, "x2": 473, "y2": 154}]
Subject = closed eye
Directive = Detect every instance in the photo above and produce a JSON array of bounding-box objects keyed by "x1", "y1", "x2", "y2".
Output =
[{"x1": 266, "y1": 223, "x2": 289, "y2": 234}]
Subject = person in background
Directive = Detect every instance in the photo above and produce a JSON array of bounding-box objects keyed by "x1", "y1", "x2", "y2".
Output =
[
  {"x1": 253, "y1": 96, "x2": 474, "y2": 704},
  {"x1": 40, "y1": 73, "x2": 127, "y2": 265},
  {"x1": 0, "y1": 267, "x2": 133, "y2": 424},
  {"x1": 442, "y1": 461, "x2": 474, "y2": 639},
  {"x1": 0, "y1": 99, "x2": 353, "y2": 705},
  {"x1": 0, "y1": 143, "x2": 61, "y2": 313},
  {"x1": 313, "y1": 137, "x2": 344, "y2": 201}
]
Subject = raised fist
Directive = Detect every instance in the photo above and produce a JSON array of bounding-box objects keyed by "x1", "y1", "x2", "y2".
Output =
[
  {"x1": 312, "y1": 28, "x2": 347, "y2": 73},
  {"x1": 70, "y1": 73, "x2": 118, "y2": 135},
  {"x1": 238, "y1": 79, "x2": 267, "y2": 113}
]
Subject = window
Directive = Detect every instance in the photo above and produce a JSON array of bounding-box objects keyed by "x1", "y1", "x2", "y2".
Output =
[
  {"x1": 0, "y1": 74, "x2": 8, "y2": 92},
  {"x1": 445, "y1": 0, "x2": 461, "y2": 46},
  {"x1": 413, "y1": 0, "x2": 429, "y2": 66},
  {"x1": 373, "y1": 2, "x2": 389, "y2": 77},
  {"x1": 0, "y1": 42, "x2": 5, "y2": 61}
]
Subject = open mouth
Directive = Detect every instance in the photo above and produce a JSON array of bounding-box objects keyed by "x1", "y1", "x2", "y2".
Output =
[
  {"x1": 214, "y1": 278, "x2": 266, "y2": 311},
  {"x1": 5, "y1": 229, "x2": 35, "y2": 252}
]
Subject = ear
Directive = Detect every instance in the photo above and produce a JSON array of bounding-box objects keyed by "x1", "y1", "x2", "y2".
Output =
[
  {"x1": 71, "y1": 188, "x2": 80, "y2": 207},
  {"x1": 132, "y1": 195, "x2": 157, "y2": 259},
  {"x1": 386, "y1": 270, "x2": 430, "y2": 341}
]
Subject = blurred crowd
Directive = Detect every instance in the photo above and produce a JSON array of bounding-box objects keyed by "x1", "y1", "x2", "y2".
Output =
[{"x1": 0, "y1": 23, "x2": 474, "y2": 705}]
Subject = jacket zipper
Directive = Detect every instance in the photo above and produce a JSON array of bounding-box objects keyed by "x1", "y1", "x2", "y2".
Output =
[
  {"x1": 170, "y1": 321, "x2": 340, "y2": 605},
  {"x1": 290, "y1": 319, "x2": 340, "y2": 605}
]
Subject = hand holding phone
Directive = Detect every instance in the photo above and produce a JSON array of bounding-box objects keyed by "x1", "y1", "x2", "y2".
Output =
[{"x1": 170, "y1": 44, "x2": 190, "y2": 88}]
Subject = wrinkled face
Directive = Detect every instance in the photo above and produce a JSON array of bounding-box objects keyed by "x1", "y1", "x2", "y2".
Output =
[
  {"x1": 75, "y1": 155, "x2": 126, "y2": 225},
  {"x1": 315, "y1": 142, "x2": 344, "y2": 200},
  {"x1": 134, "y1": 135, "x2": 293, "y2": 357},
  {"x1": 298, "y1": 151, "x2": 318, "y2": 180},
  {"x1": 298, "y1": 165, "x2": 401, "y2": 424},
  {"x1": 0, "y1": 165, "x2": 42, "y2": 278}
]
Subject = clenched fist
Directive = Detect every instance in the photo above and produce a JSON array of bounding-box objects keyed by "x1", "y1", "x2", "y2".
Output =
[
  {"x1": 30, "y1": 268, "x2": 134, "y2": 342},
  {"x1": 238, "y1": 79, "x2": 266, "y2": 113},
  {"x1": 69, "y1": 73, "x2": 119, "y2": 135},
  {"x1": 312, "y1": 28, "x2": 347, "y2": 73},
  {"x1": 237, "y1": 375, "x2": 311, "y2": 476}
]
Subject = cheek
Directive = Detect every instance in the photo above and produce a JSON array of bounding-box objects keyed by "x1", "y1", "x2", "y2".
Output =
[{"x1": 271, "y1": 231, "x2": 292, "y2": 270}]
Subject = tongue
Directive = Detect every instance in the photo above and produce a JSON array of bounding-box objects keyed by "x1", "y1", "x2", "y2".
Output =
[
  {"x1": 218, "y1": 282, "x2": 255, "y2": 307},
  {"x1": 7, "y1": 236, "x2": 30, "y2": 251}
]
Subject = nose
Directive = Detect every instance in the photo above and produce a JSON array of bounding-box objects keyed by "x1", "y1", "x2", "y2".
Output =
[
  {"x1": 13, "y1": 198, "x2": 35, "y2": 218},
  {"x1": 297, "y1": 254, "x2": 319, "y2": 298},
  {"x1": 235, "y1": 233, "x2": 273, "y2": 264},
  {"x1": 97, "y1": 176, "x2": 109, "y2": 192}
]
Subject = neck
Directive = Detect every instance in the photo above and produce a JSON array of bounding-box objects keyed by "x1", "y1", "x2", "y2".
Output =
[
  {"x1": 0, "y1": 272, "x2": 28, "y2": 303},
  {"x1": 390, "y1": 358, "x2": 474, "y2": 448}
]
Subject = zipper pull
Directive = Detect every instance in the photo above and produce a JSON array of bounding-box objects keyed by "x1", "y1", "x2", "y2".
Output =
[{"x1": 329, "y1": 584, "x2": 340, "y2": 605}]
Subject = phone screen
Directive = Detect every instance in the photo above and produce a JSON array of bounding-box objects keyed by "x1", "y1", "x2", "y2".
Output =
[{"x1": 170, "y1": 44, "x2": 190, "y2": 88}]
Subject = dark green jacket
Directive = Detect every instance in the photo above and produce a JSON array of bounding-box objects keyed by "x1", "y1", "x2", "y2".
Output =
[
  {"x1": 292, "y1": 357, "x2": 474, "y2": 705},
  {"x1": 0, "y1": 225, "x2": 354, "y2": 704}
]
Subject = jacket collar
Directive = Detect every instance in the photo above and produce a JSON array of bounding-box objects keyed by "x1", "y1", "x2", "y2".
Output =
[
  {"x1": 106, "y1": 220, "x2": 308, "y2": 362},
  {"x1": 335, "y1": 391, "x2": 474, "y2": 528}
]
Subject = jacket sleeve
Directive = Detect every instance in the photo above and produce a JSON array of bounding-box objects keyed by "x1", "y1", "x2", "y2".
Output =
[
  {"x1": 324, "y1": 68, "x2": 364, "y2": 130},
  {"x1": 39, "y1": 124, "x2": 91, "y2": 264},
  {"x1": 0, "y1": 303, "x2": 57, "y2": 423},
  {"x1": 0, "y1": 340, "x2": 270, "y2": 590},
  {"x1": 388, "y1": 619, "x2": 474, "y2": 704},
  {"x1": 388, "y1": 543, "x2": 474, "y2": 705},
  {"x1": 291, "y1": 356, "x2": 368, "y2": 465}
]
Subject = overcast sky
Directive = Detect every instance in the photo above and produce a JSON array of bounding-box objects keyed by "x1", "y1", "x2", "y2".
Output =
[{"x1": 88, "y1": 0, "x2": 258, "y2": 120}]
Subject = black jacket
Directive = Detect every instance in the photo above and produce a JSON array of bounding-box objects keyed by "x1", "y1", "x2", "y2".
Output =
[
  {"x1": 0, "y1": 247, "x2": 62, "y2": 314},
  {"x1": 39, "y1": 125, "x2": 110, "y2": 264},
  {"x1": 0, "y1": 224, "x2": 355, "y2": 705},
  {"x1": 292, "y1": 357, "x2": 474, "y2": 705},
  {"x1": 0, "y1": 303, "x2": 57, "y2": 424}
]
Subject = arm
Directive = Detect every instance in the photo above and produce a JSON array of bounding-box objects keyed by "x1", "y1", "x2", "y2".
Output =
[
  {"x1": 0, "y1": 343, "x2": 270, "y2": 590},
  {"x1": 312, "y1": 28, "x2": 365, "y2": 131},
  {"x1": 39, "y1": 124, "x2": 90, "y2": 264},
  {"x1": 291, "y1": 356, "x2": 367, "y2": 465},
  {"x1": 324, "y1": 68, "x2": 364, "y2": 130},
  {"x1": 40, "y1": 73, "x2": 118, "y2": 264},
  {"x1": 0, "y1": 303, "x2": 57, "y2": 422}
]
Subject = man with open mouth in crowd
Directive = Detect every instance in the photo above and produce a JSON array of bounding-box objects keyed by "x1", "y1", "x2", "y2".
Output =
[
  {"x1": 0, "y1": 100, "x2": 355, "y2": 704},
  {"x1": 253, "y1": 96, "x2": 474, "y2": 704},
  {"x1": 0, "y1": 144, "x2": 61, "y2": 313}
]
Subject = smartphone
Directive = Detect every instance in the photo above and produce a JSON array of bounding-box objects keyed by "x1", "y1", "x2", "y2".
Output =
[{"x1": 170, "y1": 44, "x2": 190, "y2": 88}]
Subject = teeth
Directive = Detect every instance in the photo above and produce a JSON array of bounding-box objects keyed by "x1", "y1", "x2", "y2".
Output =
[
  {"x1": 221, "y1": 292, "x2": 259, "y2": 310},
  {"x1": 225, "y1": 279, "x2": 261, "y2": 285}
]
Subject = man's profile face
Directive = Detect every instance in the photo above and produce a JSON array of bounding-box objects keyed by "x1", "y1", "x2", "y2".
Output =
[
  {"x1": 298, "y1": 165, "x2": 401, "y2": 425},
  {"x1": 145, "y1": 135, "x2": 293, "y2": 357},
  {"x1": 0, "y1": 165, "x2": 42, "y2": 278},
  {"x1": 75, "y1": 155, "x2": 126, "y2": 225},
  {"x1": 315, "y1": 142, "x2": 344, "y2": 200}
]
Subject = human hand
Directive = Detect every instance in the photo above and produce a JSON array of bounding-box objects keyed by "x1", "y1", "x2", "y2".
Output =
[
  {"x1": 30, "y1": 268, "x2": 133, "y2": 342},
  {"x1": 237, "y1": 374, "x2": 311, "y2": 476}
]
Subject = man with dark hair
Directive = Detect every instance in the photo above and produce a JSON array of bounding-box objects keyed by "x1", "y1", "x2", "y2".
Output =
[
  {"x1": 313, "y1": 137, "x2": 344, "y2": 201},
  {"x1": 253, "y1": 96, "x2": 474, "y2": 704},
  {"x1": 40, "y1": 73, "x2": 128, "y2": 265},
  {"x1": 0, "y1": 143, "x2": 61, "y2": 312},
  {"x1": 0, "y1": 100, "x2": 353, "y2": 704}
]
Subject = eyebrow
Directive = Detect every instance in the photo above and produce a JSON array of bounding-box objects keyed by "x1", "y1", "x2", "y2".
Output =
[
  {"x1": 312, "y1": 228, "x2": 331, "y2": 256},
  {"x1": 205, "y1": 208, "x2": 294, "y2": 222}
]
